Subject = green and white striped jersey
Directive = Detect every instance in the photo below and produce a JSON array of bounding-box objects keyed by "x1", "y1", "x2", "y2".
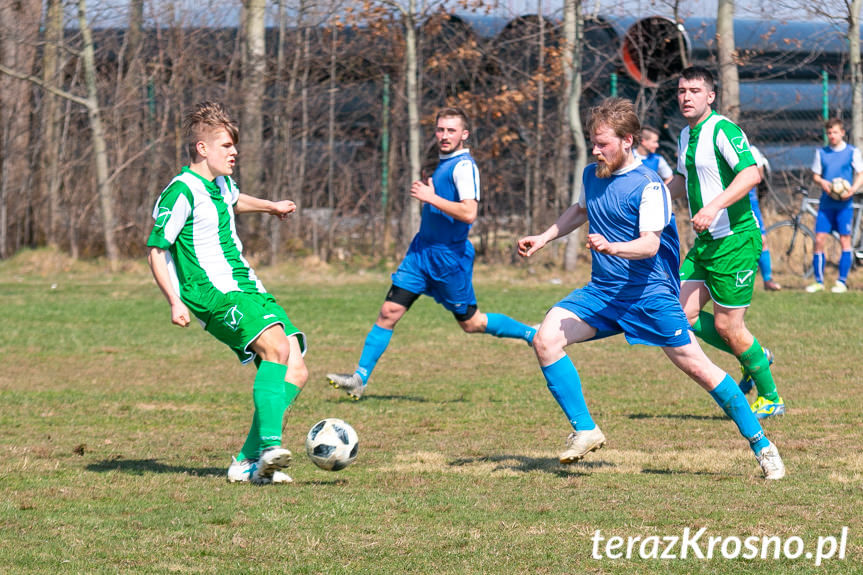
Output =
[
  {"x1": 676, "y1": 111, "x2": 758, "y2": 240},
  {"x1": 146, "y1": 167, "x2": 266, "y2": 300}
]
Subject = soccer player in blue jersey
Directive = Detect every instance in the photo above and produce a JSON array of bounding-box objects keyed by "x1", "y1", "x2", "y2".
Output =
[
  {"x1": 326, "y1": 107, "x2": 537, "y2": 399},
  {"x1": 806, "y1": 118, "x2": 863, "y2": 293},
  {"x1": 748, "y1": 145, "x2": 782, "y2": 292},
  {"x1": 633, "y1": 126, "x2": 673, "y2": 185},
  {"x1": 517, "y1": 97, "x2": 784, "y2": 479}
]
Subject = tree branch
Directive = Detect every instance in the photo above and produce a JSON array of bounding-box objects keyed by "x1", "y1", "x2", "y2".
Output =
[{"x1": 0, "y1": 63, "x2": 90, "y2": 108}]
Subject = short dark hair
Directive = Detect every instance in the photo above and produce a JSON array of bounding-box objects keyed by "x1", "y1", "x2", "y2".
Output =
[
  {"x1": 587, "y1": 97, "x2": 641, "y2": 140},
  {"x1": 640, "y1": 125, "x2": 660, "y2": 139},
  {"x1": 183, "y1": 101, "x2": 239, "y2": 160},
  {"x1": 680, "y1": 66, "x2": 715, "y2": 92},
  {"x1": 825, "y1": 117, "x2": 844, "y2": 131},
  {"x1": 436, "y1": 107, "x2": 471, "y2": 133}
]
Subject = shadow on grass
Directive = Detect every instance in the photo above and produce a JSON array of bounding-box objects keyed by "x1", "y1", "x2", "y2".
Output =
[
  {"x1": 86, "y1": 458, "x2": 224, "y2": 477},
  {"x1": 641, "y1": 467, "x2": 728, "y2": 476},
  {"x1": 448, "y1": 454, "x2": 613, "y2": 477},
  {"x1": 628, "y1": 412, "x2": 726, "y2": 421},
  {"x1": 328, "y1": 393, "x2": 431, "y2": 403}
]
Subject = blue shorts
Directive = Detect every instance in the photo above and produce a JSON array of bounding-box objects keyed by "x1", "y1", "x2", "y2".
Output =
[
  {"x1": 391, "y1": 237, "x2": 477, "y2": 316},
  {"x1": 815, "y1": 203, "x2": 854, "y2": 236},
  {"x1": 553, "y1": 283, "x2": 692, "y2": 347},
  {"x1": 749, "y1": 188, "x2": 765, "y2": 233}
]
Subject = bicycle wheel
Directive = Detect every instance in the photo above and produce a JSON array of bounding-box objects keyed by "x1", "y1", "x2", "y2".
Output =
[{"x1": 764, "y1": 220, "x2": 816, "y2": 278}]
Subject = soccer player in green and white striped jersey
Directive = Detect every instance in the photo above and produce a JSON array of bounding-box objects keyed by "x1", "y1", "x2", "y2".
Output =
[
  {"x1": 668, "y1": 67, "x2": 785, "y2": 420},
  {"x1": 147, "y1": 101, "x2": 307, "y2": 484}
]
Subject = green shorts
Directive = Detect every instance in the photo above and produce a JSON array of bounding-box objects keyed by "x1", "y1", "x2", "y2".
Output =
[
  {"x1": 189, "y1": 290, "x2": 306, "y2": 364},
  {"x1": 679, "y1": 228, "x2": 762, "y2": 308}
]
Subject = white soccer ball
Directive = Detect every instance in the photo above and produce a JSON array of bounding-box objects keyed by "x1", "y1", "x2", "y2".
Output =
[
  {"x1": 305, "y1": 418, "x2": 359, "y2": 471},
  {"x1": 830, "y1": 177, "x2": 850, "y2": 200}
]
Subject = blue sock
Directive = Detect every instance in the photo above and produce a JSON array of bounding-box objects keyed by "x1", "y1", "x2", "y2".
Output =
[
  {"x1": 540, "y1": 356, "x2": 595, "y2": 431},
  {"x1": 813, "y1": 252, "x2": 825, "y2": 283},
  {"x1": 758, "y1": 250, "x2": 773, "y2": 282},
  {"x1": 485, "y1": 313, "x2": 536, "y2": 343},
  {"x1": 355, "y1": 325, "x2": 393, "y2": 384},
  {"x1": 838, "y1": 250, "x2": 852, "y2": 283},
  {"x1": 709, "y1": 375, "x2": 770, "y2": 454}
]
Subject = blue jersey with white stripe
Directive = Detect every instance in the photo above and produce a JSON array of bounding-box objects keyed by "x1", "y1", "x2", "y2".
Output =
[
  {"x1": 818, "y1": 144, "x2": 855, "y2": 208},
  {"x1": 418, "y1": 151, "x2": 478, "y2": 245},
  {"x1": 583, "y1": 163, "x2": 680, "y2": 299}
]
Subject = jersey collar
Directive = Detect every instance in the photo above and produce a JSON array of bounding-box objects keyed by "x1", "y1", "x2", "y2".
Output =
[
  {"x1": 182, "y1": 166, "x2": 221, "y2": 194},
  {"x1": 439, "y1": 148, "x2": 471, "y2": 160}
]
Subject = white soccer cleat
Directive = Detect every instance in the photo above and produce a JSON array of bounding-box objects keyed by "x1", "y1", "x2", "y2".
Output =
[
  {"x1": 250, "y1": 447, "x2": 292, "y2": 485},
  {"x1": 559, "y1": 426, "x2": 607, "y2": 464},
  {"x1": 805, "y1": 282, "x2": 825, "y2": 293},
  {"x1": 756, "y1": 442, "x2": 786, "y2": 480},
  {"x1": 831, "y1": 282, "x2": 848, "y2": 293},
  {"x1": 271, "y1": 470, "x2": 293, "y2": 484},
  {"x1": 227, "y1": 457, "x2": 257, "y2": 483},
  {"x1": 327, "y1": 372, "x2": 365, "y2": 400}
]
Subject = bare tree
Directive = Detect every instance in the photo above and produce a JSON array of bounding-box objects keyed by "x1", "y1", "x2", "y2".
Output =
[
  {"x1": 242, "y1": 0, "x2": 266, "y2": 202},
  {"x1": 562, "y1": 0, "x2": 587, "y2": 271},
  {"x1": 717, "y1": 0, "x2": 740, "y2": 121}
]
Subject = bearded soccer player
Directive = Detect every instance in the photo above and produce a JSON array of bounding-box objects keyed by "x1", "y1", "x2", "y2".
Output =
[
  {"x1": 147, "y1": 101, "x2": 307, "y2": 485},
  {"x1": 517, "y1": 97, "x2": 784, "y2": 479},
  {"x1": 668, "y1": 66, "x2": 784, "y2": 419},
  {"x1": 326, "y1": 107, "x2": 536, "y2": 400}
]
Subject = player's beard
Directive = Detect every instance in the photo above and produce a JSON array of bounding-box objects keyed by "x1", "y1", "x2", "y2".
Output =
[{"x1": 595, "y1": 145, "x2": 626, "y2": 178}]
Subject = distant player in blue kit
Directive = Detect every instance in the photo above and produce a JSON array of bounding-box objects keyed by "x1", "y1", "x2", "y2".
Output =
[
  {"x1": 517, "y1": 98, "x2": 785, "y2": 479},
  {"x1": 747, "y1": 145, "x2": 782, "y2": 291},
  {"x1": 633, "y1": 126, "x2": 673, "y2": 185},
  {"x1": 806, "y1": 118, "x2": 863, "y2": 293},
  {"x1": 326, "y1": 107, "x2": 537, "y2": 399}
]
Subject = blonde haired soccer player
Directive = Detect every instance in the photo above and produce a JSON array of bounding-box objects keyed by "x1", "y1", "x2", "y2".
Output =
[{"x1": 147, "y1": 101, "x2": 306, "y2": 485}]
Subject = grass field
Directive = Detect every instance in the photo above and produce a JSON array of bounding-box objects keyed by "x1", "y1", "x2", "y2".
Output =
[{"x1": 1, "y1": 250, "x2": 861, "y2": 574}]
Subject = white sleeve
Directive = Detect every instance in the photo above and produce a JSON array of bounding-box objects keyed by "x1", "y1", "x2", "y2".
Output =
[
  {"x1": 577, "y1": 185, "x2": 587, "y2": 208},
  {"x1": 639, "y1": 182, "x2": 672, "y2": 232},
  {"x1": 812, "y1": 150, "x2": 822, "y2": 175},
  {"x1": 452, "y1": 160, "x2": 480, "y2": 201},
  {"x1": 657, "y1": 156, "x2": 673, "y2": 180},
  {"x1": 852, "y1": 148, "x2": 863, "y2": 173}
]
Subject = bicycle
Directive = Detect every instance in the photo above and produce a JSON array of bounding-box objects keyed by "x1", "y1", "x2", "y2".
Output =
[{"x1": 764, "y1": 186, "x2": 863, "y2": 279}]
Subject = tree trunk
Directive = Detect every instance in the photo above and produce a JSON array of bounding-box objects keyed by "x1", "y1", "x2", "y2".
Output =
[
  {"x1": 850, "y1": 0, "x2": 863, "y2": 149},
  {"x1": 78, "y1": 0, "x2": 118, "y2": 268},
  {"x1": 40, "y1": 0, "x2": 63, "y2": 247},
  {"x1": 532, "y1": 0, "x2": 545, "y2": 229},
  {"x1": 404, "y1": 0, "x2": 421, "y2": 245},
  {"x1": 563, "y1": 0, "x2": 586, "y2": 271},
  {"x1": 717, "y1": 0, "x2": 740, "y2": 122},
  {"x1": 242, "y1": 0, "x2": 266, "y2": 204}
]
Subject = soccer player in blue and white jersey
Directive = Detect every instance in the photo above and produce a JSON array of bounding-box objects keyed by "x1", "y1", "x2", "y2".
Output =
[
  {"x1": 633, "y1": 125, "x2": 674, "y2": 185},
  {"x1": 807, "y1": 118, "x2": 863, "y2": 293},
  {"x1": 517, "y1": 98, "x2": 784, "y2": 479},
  {"x1": 326, "y1": 107, "x2": 537, "y2": 399},
  {"x1": 147, "y1": 102, "x2": 306, "y2": 485}
]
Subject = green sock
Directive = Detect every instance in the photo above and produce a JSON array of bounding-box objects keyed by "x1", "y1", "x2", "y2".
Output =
[
  {"x1": 236, "y1": 411, "x2": 261, "y2": 462},
  {"x1": 740, "y1": 339, "x2": 779, "y2": 402},
  {"x1": 691, "y1": 311, "x2": 733, "y2": 354},
  {"x1": 253, "y1": 361, "x2": 288, "y2": 450}
]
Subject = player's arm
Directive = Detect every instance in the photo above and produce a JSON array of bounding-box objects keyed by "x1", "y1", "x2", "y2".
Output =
[
  {"x1": 849, "y1": 148, "x2": 863, "y2": 197},
  {"x1": 147, "y1": 246, "x2": 190, "y2": 328},
  {"x1": 811, "y1": 150, "x2": 832, "y2": 194},
  {"x1": 517, "y1": 203, "x2": 588, "y2": 258},
  {"x1": 587, "y1": 230, "x2": 661, "y2": 259},
  {"x1": 410, "y1": 177, "x2": 478, "y2": 223},
  {"x1": 691, "y1": 164, "x2": 760, "y2": 233},
  {"x1": 235, "y1": 193, "x2": 297, "y2": 220}
]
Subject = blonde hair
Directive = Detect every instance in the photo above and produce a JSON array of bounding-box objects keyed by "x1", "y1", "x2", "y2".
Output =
[
  {"x1": 587, "y1": 98, "x2": 640, "y2": 140},
  {"x1": 183, "y1": 101, "x2": 239, "y2": 160}
]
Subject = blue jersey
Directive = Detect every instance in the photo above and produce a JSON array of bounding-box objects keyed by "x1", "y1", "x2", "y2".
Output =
[
  {"x1": 816, "y1": 144, "x2": 855, "y2": 209},
  {"x1": 582, "y1": 162, "x2": 680, "y2": 299},
  {"x1": 418, "y1": 150, "x2": 479, "y2": 245}
]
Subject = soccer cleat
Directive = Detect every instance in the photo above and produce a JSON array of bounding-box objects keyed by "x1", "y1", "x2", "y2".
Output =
[
  {"x1": 250, "y1": 447, "x2": 292, "y2": 485},
  {"x1": 327, "y1": 372, "x2": 365, "y2": 400},
  {"x1": 763, "y1": 280, "x2": 782, "y2": 291},
  {"x1": 738, "y1": 347, "x2": 774, "y2": 395},
  {"x1": 831, "y1": 282, "x2": 848, "y2": 293},
  {"x1": 559, "y1": 426, "x2": 606, "y2": 464},
  {"x1": 271, "y1": 470, "x2": 293, "y2": 484},
  {"x1": 756, "y1": 442, "x2": 786, "y2": 480},
  {"x1": 227, "y1": 457, "x2": 258, "y2": 483},
  {"x1": 751, "y1": 396, "x2": 786, "y2": 420},
  {"x1": 805, "y1": 282, "x2": 825, "y2": 293}
]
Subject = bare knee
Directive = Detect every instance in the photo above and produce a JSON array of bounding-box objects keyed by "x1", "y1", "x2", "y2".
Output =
[
  {"x1": 288, "y1": 361, "x2": 309, "y2": 389},
  {"x1": 458, "y1": 310, "x2": 485, "y2": 333},
  {"x1": 532, "y1": 329, "x2": 564, "y2": 365}
]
